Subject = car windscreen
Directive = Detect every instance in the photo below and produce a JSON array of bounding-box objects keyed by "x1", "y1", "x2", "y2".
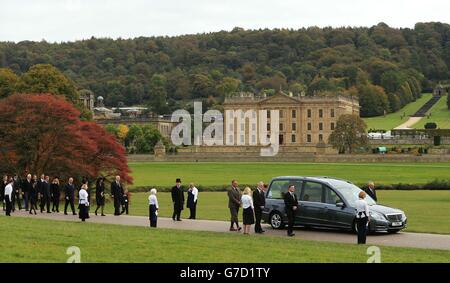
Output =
[{"x1": 329, "y1": 180, "x2": 376, "y2": 206}]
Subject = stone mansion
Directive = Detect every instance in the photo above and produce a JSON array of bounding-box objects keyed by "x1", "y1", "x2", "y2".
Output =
[{"x1": 223, "y1": 90, "x2": 360, "y2": 146}]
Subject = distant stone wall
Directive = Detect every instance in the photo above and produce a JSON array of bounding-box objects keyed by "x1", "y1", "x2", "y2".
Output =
[
  {"x1": 127, "y1": 152, "x2": 450, "y2": 163},
  {"x1": 369, "y1": 137, "x2": 450, "y2": 145}
]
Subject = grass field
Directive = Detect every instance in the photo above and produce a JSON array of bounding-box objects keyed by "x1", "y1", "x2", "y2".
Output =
[
  {"x1": 128, "y1": 162, "x2": 450, "y2": 188},
  {"x1": 414, "y1": 95, "x2": 450, "y2": 129},
  {"x1": 99, "y1": 190, "x2": 450, "y2": 235},
  {"x1": 1, "y1": 217, "x2": 449, "y2": 263},
  {"x1": 362, "y1": 93, "x2": 432, "y2": 130}
]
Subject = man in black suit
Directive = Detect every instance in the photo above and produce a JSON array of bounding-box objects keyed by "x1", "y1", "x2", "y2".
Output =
[
  {"x1": 253, "y1": 181, "x2": 267, "y2": 234},
  {"x1": 171, "y1": 178, "x2": 184, "y2": 221},
  {"x1": 365, "y1": 181, "x2": 377, "y2": 202},
  {"x1": 40, "y1": 176, "x2": 51, "y2": 213},
  {"x1": 111, "y1": 175, "x2": 123, "y2": 216},
  {"x1": 283, "y1": 184, "x2": 298, "y2": 237},
  {"x1": 12, "y1": 175, "x2": 22, "y2": 212},
  {"x1": 64, "y1": 177, "x2": 77, "y2": 215},
  {"x1": 22, "y1": 174, "x2": 33, "y2": 211}
]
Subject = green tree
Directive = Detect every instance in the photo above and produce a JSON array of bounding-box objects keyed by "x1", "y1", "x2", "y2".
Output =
[
  {"x1": 148, "y1": 74, "x2": 169, "y2": 114},
  {"x1": 447, "y1": 92, "x2": 450, "y2": 110},
  {"x1": 216, "y1": 77, "x2": 241, "y2": 98},
  {"x1": 17, "y1": 64, "x2": 80, "y2": 104},
  {"x1": 190, "y1": 74, "x2": 215, "y2": 99},
  {"x1": 135, "y1": 125, "x2": 163, "y2": 153},
  {"x1": 357, "y1": 83, "x2": 389, "y2": 117},
  {"x1": 307, "y1": 77, "x2": 336, "y2": 96},
  {"x1": 329, "y1": 114, "x2": 368, "y2": 154},
  {"x1": 0, "y1": 68, "x2": 19, "y2": 98}
]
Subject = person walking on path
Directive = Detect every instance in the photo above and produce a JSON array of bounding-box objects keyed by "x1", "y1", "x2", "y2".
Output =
[
  {"x1": 94, "y1": 177, "x2": 106, "y2": 216},
  {"x1": 78, "y1": 184, "x2": 90, "y2": 222},
  {"x1": 284, "y1": 184, "x2": 298, "y2": 237},
  {"x1": 187, "y1": 183, "x2": 198, "y2": 219},
  {"x1": 253, "y1": 181, "x2": 266, "y2": 233},
  {"x1": 171, "y1": 178, "x2": 184, "y2": 221},
  {"x1": 4, "y1": 177, "x2": 13, "y2": 216},
  {"x1": 355, "y1": 191, "x2": 370, "y2": 244},
  {"x1": 227, "y1": 179, "x2": 242, "y2": 232},
  {"x1": 148, "y1": 188, "x2": 159, "y2": 228},
  {"x1": 241, "y1": 187, "x2": 255, "y2": 235}
]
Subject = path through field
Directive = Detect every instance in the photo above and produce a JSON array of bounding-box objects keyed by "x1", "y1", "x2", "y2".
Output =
[{"x1": 394, "y1": 117, "x2": 422, "y2": 129}]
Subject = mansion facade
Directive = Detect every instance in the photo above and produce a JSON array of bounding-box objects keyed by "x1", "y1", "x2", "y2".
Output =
[{"x1": 223, "y1": 91, "x2": 360, "y2": 146}]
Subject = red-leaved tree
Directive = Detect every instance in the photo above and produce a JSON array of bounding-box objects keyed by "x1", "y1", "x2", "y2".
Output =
[{"x1": 0, "y1": 93, "x2": 132, "y2": 184}]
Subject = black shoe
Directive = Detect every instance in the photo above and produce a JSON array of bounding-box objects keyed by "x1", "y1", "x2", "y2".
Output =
[
  {"x1": 73, "y1": 213, "x2": 76, "y2": 216},
  {"x1": 261, "y1": 230, "x2": 266, "y2": 233},
  {"x1": 29, "y1": 211, "x2": 32, "y2": 215},
  {"x1": 177, "y1": 219, "x2": 182, "y2": 221},
  {"x1": 47, "y1": 211, "x2": 51, "y2": 214},
  {"x1": 64, "y1": 212, "x2": 68, "y2": 215},
  {"x1": 101, "y1": 214, "x2": 106, "y2": 216},
  {"x1": 34, "y1": 211, "x2": 37, "y2": 215},
  {"x1": 288, "y1": 233, "x2": 295, "y2": 237},
  {"x1": 95, "y1": 211, "x2": 97, "y2": 216}
]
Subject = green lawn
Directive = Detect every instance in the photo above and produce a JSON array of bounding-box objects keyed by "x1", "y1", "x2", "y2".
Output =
[
  {"x1": 102, "y1": 190, "x2": 450, "y2": 235},
  {"x1": 414, "y1": 95, "x2": 450, "y2": 129},
  {"x1": 1, "y1": 217, "x2": 449, "y2": 263},
  {"x1": 363, "y1": 93, "x2": 432, "y2": 130},
  {"x1": 128, "y1": 162, "x2": 450, "y2": 188}
]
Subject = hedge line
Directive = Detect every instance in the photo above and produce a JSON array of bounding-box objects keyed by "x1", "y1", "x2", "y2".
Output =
[{"x1": 129, "y1": 179, "x2": 450, "y2": 192}]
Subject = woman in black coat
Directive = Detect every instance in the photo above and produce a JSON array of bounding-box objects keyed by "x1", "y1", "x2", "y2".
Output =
[
  {"x1": 1, "y1": 175, "x2": 7, "y2": 211},
  {"x1": 94, "y1": 177, "x2": 106, "y2": 216},
  {"x1": 29, "y1": 175, "x2": 38, "y2": 215},
  {"x1": 51, "y1": 177, "x2": 61, "y2": 213}
]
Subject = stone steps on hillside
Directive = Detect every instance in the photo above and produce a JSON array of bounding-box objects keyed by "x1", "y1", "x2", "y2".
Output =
[{"x1": 412, "y1": 96, "x2": 441, "y2": 117}]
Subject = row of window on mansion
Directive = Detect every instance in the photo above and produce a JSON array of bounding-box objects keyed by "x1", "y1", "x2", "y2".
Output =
[
  {"x1": 228, "y1": 132, "x2": 327, "y2": 145},
  {"x1": 269, "y1": 108, "x2": 335, "y2": 119},
  {"x1": 233, "y1": 108, "x2": 336, "y2": 119}
]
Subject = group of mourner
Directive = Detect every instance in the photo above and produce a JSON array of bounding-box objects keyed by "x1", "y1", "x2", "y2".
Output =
[
  {"x1": 1, "y1": 174, "x2": 378, "y2": 244},
  {"x1": 0, "y1": 174, "x2": 131, "y2": 221}
]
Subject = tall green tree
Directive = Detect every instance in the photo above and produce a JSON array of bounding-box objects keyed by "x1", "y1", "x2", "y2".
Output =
[
  {"x1": 329, "y1": 114, "x2": 368, "y2": 154},
  {"x1": 17, "y1": 64, "x2": 80, "y2": 104},
  {"x1": 148, "y1": 74, "x2": 168, "y2": 114},
  {"x1": 0, "y1": 68, "x2": 19, "y2": 98},
  {"x1": 357, "y1": 83, "x2": 389, "y2": 117}
]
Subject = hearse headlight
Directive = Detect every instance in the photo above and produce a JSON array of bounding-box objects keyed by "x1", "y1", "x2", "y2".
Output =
[
  {"x1": 401, "y1": 212, "x2": 407, "y2": 220},
  {"x1": 370, "y1": 211, "x2": 386, "y2": 221}
]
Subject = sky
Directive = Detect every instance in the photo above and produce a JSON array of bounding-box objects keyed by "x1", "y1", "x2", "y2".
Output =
[{"x1": 1, "y1": 0, "x2": 450, "y2": 43}]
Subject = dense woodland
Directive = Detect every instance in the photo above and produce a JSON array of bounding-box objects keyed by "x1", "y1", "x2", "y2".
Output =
[{"x1": 1, "y1": 22, "x2": 449, "y2": 117}]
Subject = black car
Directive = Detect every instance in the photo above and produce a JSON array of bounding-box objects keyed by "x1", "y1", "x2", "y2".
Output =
[{"x1": 262, "y1": 176, "x2": 407, "y2": 233}]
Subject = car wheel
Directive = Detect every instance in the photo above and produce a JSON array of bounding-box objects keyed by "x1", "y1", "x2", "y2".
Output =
[{"x1": 270, "y1": 211, "x2": 285, "y2": 229}]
